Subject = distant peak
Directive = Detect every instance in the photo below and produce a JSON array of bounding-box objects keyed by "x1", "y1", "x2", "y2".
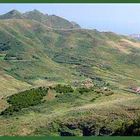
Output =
[
  {"x1": 71, "y1": 21, "x2": 81, "y2": 28},
  {"x1": 25, "y1": 9, "x2": 44, "y2": 15},
  {"x1": 0, "y1": 9, "x2": 23, "y2": 19},
  {"x1": 0, "y1": 10, "x2": 80, "y2": 29},
  {"x1": 8, "y1": 9, "x2": 21, "y2": 15},
  {"x1": 51, "y1": 14, "x2": 57, "y2": 17},
  {"x1": 32, "y1": 9, "x2": 42, "y2": 13}
]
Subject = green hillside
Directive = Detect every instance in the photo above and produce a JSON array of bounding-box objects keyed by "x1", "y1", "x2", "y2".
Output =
[
  {"x1": 0, "y1": 10, "x2": 140, "y2": 136},
  {"x1": 0, "y1": 9, "x2": 81, "y2": 29}
]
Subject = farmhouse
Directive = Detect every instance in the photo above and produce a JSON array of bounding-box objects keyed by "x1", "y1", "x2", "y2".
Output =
[
  {"x1": 131, "y1": 87, "x2": 140, "y2": 93},
  {"x1": 135, "y1": 87, "x2": 140, "y2": 93}
]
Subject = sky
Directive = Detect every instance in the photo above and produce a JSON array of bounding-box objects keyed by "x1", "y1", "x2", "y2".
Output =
[{"x1": 0, "y1": 4, "x2": 140, "y2": 35}]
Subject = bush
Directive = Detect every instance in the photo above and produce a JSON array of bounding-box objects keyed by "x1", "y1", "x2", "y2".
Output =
[
  {"x1": 113, "y1": 118, "x2": 140, "y2": 136},
  {"x1": 54, "y1": 84, "x2": 74, "y2": 93},
  {"x1": 77, "y1": 87, "x2": 92, "y2": 94},
  {"x1": 1, "y1": 87, "x2": 48, "y2": 116},
  {"x1": 56, "y1": 93, "x2": 78, "y2": 103}
]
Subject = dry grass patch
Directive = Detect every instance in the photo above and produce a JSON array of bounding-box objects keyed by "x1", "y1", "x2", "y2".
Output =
[{"x1": 0, "y1": 72, "x2": 31, "y2": 97}]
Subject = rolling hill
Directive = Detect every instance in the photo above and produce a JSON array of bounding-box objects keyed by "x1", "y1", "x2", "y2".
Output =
[{"x1": 0, "y1": 10, "x2": 140, "y2": 136}]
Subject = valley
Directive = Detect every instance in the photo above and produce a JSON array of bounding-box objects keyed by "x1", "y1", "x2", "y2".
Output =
[{"x1": 0, "y1": 10, "x2": 140, "y2": 136}]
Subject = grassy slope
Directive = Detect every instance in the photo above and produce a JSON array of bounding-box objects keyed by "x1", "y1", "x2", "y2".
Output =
[
  {"x1": 0, "y1": 19, "x2": 140, "y2": 88},
  {"x1": 0, "y1": 19, "x2": 140, "y2": 136},
  {"x1": 0, "y1": 19, "x2": 81, "y2": 85},
  {"x1": 0, "y1": 89, "x2": 140, "y2": 136},
  {"x1": 0, "y1": 71, "x2": 31, "y2": 98}
]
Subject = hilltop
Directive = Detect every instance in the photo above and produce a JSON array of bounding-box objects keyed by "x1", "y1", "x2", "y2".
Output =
[{"x1": 0, "y1": 9, "x2": 81, "y2": 29}]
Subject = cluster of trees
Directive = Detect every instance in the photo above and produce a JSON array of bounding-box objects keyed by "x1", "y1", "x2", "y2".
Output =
[
  {"x1": 77, "y1": 87, "x2": 92, "y2": 94},
  {"x1": 54, "y1": 84, "x2": 113, "y2": 96},
  {"x1": 54, "y1": 84, "x2": 74, "y2": 93},
  {"x1": 1, "y1": 83, "x2": 114, "y2": 117},
  {"x1": 113, "y1": 118, "x2": 140, "y2": 136},
  {"x1": 35, "y1": 117, "x2": 140, "y2": 136},
  {"x1": 1, "y1": 87, "x2": 48, "y2": 116}
]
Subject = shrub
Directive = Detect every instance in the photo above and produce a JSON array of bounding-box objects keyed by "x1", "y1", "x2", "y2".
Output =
[
  {"x1": 113, "y1": 118, "x2": 140, "y2": 136},
  {"x1": 56, "y1": 93, "x2": 78, "y2": 103},
  {"x1": 54, "y1": 84, "x2": 74, "y2": 93},
  {"x1": 77, "y1": 87, "x2": 91, "y2": 94},
  {"x1": 0, "y1": 87, "x2": 48, "y2": 116}
]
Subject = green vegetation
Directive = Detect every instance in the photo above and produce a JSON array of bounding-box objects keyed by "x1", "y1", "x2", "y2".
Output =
[
  {"x1": 1, "y1": 87, "x2": 48, "y2": 116},
  {"x1": 54, "y1": 84, "x2": 74, "y2": 93},
  {"x1": 33, "y1": 115, "x2": 115, "y2": 136},
  {"x1": 77, "y1": 87, "x2": 92, "y2": 94},
  {"x1": 0, "y1": 54, "x2": 5, "y2": 60},
  {"x1": 55, "y1": 93, "x2": 78, "y2": 103},
  {"x1": 113, "y1": 118, "x2": 140, "y2": 136},
  {"x1": 0, "y1": 10, "x2": 140, "y2": 136}
]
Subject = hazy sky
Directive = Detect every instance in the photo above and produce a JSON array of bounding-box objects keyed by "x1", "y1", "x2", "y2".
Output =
[{"x1": 0, "y1": 4, "x2": 140, "y2": 35}]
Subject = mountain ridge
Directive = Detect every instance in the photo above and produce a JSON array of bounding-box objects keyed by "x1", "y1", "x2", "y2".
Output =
[{"x1": 0, "y1": 9, "x2": 81, "y2": 29}]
